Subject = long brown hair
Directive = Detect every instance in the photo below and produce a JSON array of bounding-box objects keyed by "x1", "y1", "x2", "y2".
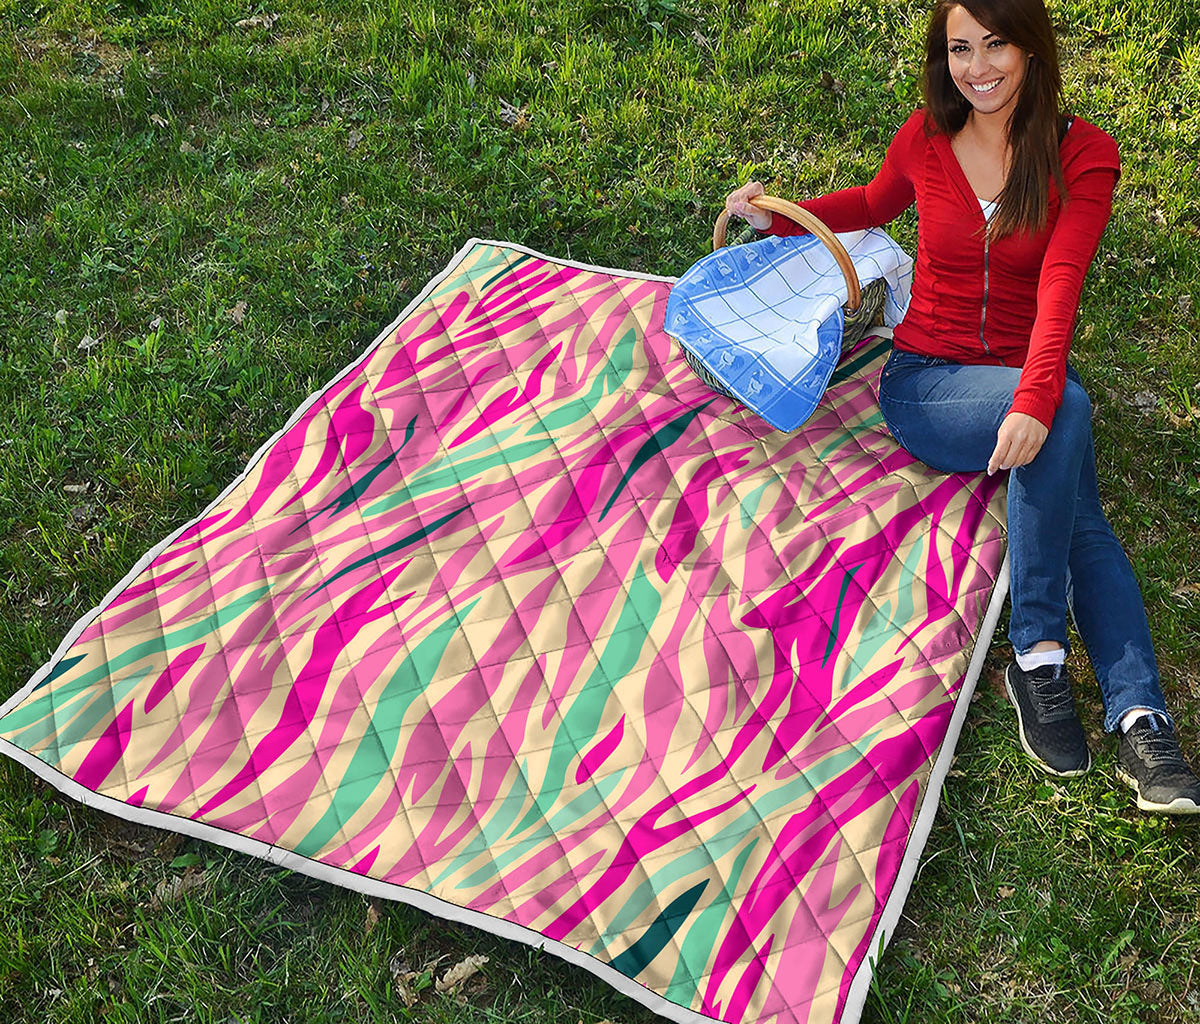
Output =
[{"x1": 921, "y1": 0, "x2": 1071, "y2": 240}]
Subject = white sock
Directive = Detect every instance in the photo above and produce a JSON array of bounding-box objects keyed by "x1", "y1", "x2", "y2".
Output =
[
  {"x1": 1120, "y1": 709, "x2": 1164, "y2": 733},
  {"x1": 1016, "y1": 648, "x2": 1066, "y2": 672}
]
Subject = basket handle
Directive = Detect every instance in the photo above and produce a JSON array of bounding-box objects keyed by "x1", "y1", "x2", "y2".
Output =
[{"x1": 713, "y1": 195, "x2": 862, "y2": 312}]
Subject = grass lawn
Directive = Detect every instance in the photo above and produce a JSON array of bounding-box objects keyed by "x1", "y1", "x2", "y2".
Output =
[{"x1": 2, "y1": 0, "x2": 1199, "y2": 1020}]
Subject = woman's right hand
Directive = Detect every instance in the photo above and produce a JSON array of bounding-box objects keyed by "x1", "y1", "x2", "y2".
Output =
[{"x1": 725, "y1": 180, "x2": 773, "y2": 232}]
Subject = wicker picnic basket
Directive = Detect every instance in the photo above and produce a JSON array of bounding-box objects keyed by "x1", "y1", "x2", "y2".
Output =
[{"x1": 680, "y1": 195, "x2": 888, "y2": 399}]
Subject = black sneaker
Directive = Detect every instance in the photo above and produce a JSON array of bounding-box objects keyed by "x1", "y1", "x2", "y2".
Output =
[
  {"x1": 1116, "y1": 715, "x2": 1200, "y2": 814},
  {"x1": 1004, "y1": 662, "x2": 1092, "y2": 777}
]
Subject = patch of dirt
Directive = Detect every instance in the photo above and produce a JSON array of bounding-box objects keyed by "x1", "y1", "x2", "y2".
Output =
[{"x1": 13, "y1": 28, "x2": 136, "y2": 79}]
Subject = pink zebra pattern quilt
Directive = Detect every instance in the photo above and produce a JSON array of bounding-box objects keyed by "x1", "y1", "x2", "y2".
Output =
[{"x1": 0, "y1": 240, "x2": 1008, "y2": 1024}]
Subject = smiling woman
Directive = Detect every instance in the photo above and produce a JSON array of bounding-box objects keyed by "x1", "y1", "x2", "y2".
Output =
[{"x1": 725, "y1": 0, "x2": 1200, "y2": 815}]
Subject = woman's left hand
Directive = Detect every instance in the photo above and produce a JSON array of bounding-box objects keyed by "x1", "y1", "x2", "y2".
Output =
[{"x1": 987, "y1": 412, "x2": 1049, "y2": 475}]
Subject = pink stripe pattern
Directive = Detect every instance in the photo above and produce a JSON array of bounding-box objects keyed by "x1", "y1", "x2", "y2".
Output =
[{"x1": 0, "y1": 243, "x2": 1006, "y2": 1024}]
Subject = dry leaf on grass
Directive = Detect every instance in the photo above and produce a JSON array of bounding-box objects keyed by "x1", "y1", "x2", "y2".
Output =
[
  {"x1": 388, "y1": 953, "x2": 423, "y2": 1008},
  {"x1": 498, "y1": 98, "x2": 528, "y2": 128},
  {"x1": 818, "y1": 70, "x2": 845, "y2": 95},
  {"x1": 436, "y1": 954, "x2": 488, "y2": 993},
  {"x1": 392, "y1": 973, "x2": 419, "y2": 1008},
  {"x1": 151, "y1": 869, "x2": 208, "y2": 908},
  {"x1": 236, "y1": 12, "x2": 279, "y2": 30},
  {"x1": 227, "y1": 300, "x2": 248, "y2": 325},
  {"x1": 1131, "y1": 390, "x2": 1158, "y2": 412},
  {"x1": 149, "y1": 113, "x2": 168, "y2": 128},
  {"x1": 107, "y1": 837, "x2": 149, "y2": 861},
  {"x1": 347, "y1": 128, "x2": 364, "y2": 151},
  {"x1": 78, "y1": 333, "x2": 101, "y2": 350},
  {"x1": 364, "y1": 898, "x2": 380, "y2": 935}
]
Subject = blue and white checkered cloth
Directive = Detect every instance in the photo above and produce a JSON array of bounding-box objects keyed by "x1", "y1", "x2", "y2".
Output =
[{"x1": 665, "y1": 228, "x2": 914, "y2": 431}]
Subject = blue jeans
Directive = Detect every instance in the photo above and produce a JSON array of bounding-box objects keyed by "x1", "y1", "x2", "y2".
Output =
[{"x1": 878, "y1": 348, "x2": 1170, "y2": 733}]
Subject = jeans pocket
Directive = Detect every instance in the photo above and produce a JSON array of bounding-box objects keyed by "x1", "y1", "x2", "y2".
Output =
[{"x1": 881, "y1": 349, "x2": 949, "y2": 381}]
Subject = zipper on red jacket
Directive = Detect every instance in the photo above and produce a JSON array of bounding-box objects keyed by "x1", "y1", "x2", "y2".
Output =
[{"x1": 979, "y1": 227, "x2": 1005, "y2": 365}]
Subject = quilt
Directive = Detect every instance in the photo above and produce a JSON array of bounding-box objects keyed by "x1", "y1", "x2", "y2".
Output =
[{"x1": 0, "y1": 240, "x2": 1009, "y2": 1024}]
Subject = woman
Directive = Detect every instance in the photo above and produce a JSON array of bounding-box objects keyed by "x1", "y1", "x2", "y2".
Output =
[{"x1": 725, "y1": 0, "x2": 1200, "y2": 814}]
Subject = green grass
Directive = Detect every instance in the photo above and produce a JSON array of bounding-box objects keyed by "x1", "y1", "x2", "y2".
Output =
[{"x1": 2, "y1": 0, "x2": 1199, "y2": 1020}]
